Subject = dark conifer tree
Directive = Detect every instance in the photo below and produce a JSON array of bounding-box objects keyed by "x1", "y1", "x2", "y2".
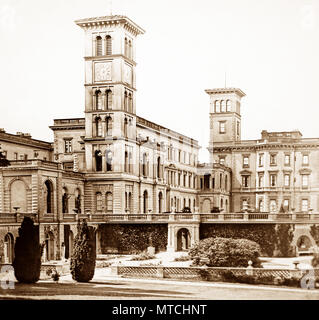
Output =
[
  {"x1": 13, "y1": 217, "x2": 42, "y2": 283},
  {"x1": 70, "y1": 219, "x2": 96, "y2": 282}
]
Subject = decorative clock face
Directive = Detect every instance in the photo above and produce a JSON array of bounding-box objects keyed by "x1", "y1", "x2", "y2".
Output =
[
  {"x1": 95, "y1": 62, "x2": 112, "y2": 82},
  {"x1": 124, "y1": 64, "x2": 132, "y2": 85}
]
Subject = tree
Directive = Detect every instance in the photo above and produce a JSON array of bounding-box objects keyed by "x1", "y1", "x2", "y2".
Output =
[
  {"x1": 189, "y1": 237, "x2": 262, "y2": 267},
  {"x1": 70, "y1": 219, "x2": 96, "y2": 282},
  {"x1": 13, "y1": 217, "x2": 42, "y2": 283},
  {"x1": 275, "y1": 224, "x2": 295, "y2": 257},
  {"x1": 0, "y1": 149, "x2": 10, "y2": 167}
]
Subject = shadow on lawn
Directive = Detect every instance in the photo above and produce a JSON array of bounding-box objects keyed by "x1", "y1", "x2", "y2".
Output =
[{"x1": 0, "y1": 281, "x2": 191, "y2": 299}]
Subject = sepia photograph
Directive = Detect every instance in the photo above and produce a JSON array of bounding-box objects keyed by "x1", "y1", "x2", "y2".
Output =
[{"x1": 0, "y1": 0, "x2": 318, "y2": 308}]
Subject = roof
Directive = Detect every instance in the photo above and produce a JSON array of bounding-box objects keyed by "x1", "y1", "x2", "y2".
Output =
[
  {"x1": 205, "y1": 88, "x2": 246, "y2": 97},
  {"x1": 75, "y1": 15, "x2": 145, "y2": 35}
]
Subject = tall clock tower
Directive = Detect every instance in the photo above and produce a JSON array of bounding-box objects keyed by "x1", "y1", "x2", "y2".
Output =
[{"x1": 75, "y1": 15, "x2": 145, "y2": 213}]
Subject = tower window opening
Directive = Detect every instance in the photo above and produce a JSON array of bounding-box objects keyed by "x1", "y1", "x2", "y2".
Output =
[
  {"x1": 106, "y1": 35, "x2": 112, "y2": 55},
  {"x1": 96, "y1": 36, "x2": 102, "y2": 56}
]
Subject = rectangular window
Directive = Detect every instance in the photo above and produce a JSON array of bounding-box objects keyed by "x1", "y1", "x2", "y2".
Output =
[
  {"x1": 219, "y1": 156, "x2": 225, "y2": 165},
  {"x1": 270, "y1": 200, "x2": 277, "y2": 213},
  {"x1": 270, "y1": 154, "x2": 277, "y2": 165},
  {"x1": 24, "y1": 154, "x2": 28, "y2": 160},
  {"x1": 242, "y1": 176, "x2": 249, "y2": 188},
  {"x1": 219, "y1": 122, "x2": 226, "y2": 133},
  {"x1": 302, "y1": 199, "x2": 308, "y2": 212},
  {"x1": 302, "y1": 175, "x2": 309, "y2": 188},
  {"x1": 270, "y1": 174, "x2": 277, "y2": 187},
  {"x1": 302, "y1": 154, "x2": 309, "y2": 165},
  {"x1": 64, "y1": 139, "x2": 73, "y2": 153},
  {"x1": 243, "y1": 156, "x2": 249, "y2": 167},
  {"x1": 284, "y1": 174, "x2": 290, "y2": 187},
  {"x1": 258, "y1": 154, "x2": 264, "y2": 167},
  {"x1": 258, "y1": 175, "x2": 264, "y2": 188},
  {"x1": 283, "y1": 199, "x2": 289, "y2": 211},
  {"x1": 284, "y1": 154, "x2": 290, "y2": 166},
  {"x1": 242, "y1": 199, "x2": 248, "y2": 210},
  {"x1": 14, "y1": 152, "x2": 18, "y2": 160}
]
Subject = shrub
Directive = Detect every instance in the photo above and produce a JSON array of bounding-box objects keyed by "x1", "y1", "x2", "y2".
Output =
[
  {"x1": 220, "y1": 270, "x2": 275, "y2": 285},
  {"x1": 174, "y1": 256, "x2": 190, "y2": 262},
  {"x1": 311, "y1": 253, "x2": 319, "y2": 267},
  {"x1": 13, "y1": 217, "x2": 42, "y2": 283},
  {"x1": 131, "y1": 252, "x2": 155, "y2": 261},
  {"x1": 189, "y1": 237, "x2": 261, "y2": 267},
  {"x1": 200, "y1": 224, "x2": 276, "y2": 256},
  {"x1": 70, "y1": 220, "x2": 96, "y2": 282}
]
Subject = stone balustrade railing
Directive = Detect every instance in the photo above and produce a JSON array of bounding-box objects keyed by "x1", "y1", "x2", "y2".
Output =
[{"x1": 1, "y1": 212, "x2": 319, "y2": 224}]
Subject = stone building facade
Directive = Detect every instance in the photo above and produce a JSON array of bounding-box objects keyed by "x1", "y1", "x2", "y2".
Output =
[{"x1": 0, "y1": 14, "x2": 318, "y2": 262}]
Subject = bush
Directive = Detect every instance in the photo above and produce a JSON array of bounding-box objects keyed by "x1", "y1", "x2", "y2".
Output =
[
  {"x1": 200, "y1": 224, "x2": 276, "y2": 256},
  {"x1": 70, "y1": 220, "x2": 96, "y2": 282},
  {"x1": 13, "y1": 217, "x2": 42, "y2": 283},
  {"x1": 311, "y1": 253, "x2": 319, "y2": 267},
  {"x1": 174, "y1": 256, "x2": 190, "y2": 262},
  {"x1": 131, "y1": 252, "x2": 155, "y2": 261},
  {"x1": 189, "y1": 237, "x2": 261, "y2": 267}
]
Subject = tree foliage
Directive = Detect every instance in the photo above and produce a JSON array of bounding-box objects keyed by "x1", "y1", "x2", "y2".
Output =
[
  {"x1": 310, "y1": 225, "x2": 319, "y2": 247},
  {"x1": 13, "y1": 217, "x2": 42, "y2": 283},
  {"x1": 200, "y1": 224, "x2": 276, "y2": 256},
  {"x1": 275, "y1": 224, "x2": 295, "y2": 257},
  {"x1": 100, "y1": 224, "x2": 167, "y2": 254},
  {"x1": 70, "y1": 220, "x2": 96, "y2": 282},
  {"x1": 189, "y1": 237, "x2": 262, "y2": 267},
  {"x1": 0, "y1": 150, "x2": 10, "y2": 167}
]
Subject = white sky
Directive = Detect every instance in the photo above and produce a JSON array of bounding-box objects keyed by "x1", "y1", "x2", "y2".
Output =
[{"x1": 0, "y1": 0, "x2": 319, "y2": 162}]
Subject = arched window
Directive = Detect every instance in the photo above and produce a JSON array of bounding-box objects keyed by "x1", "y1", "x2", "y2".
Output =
[
  {"x1": 4, "y1": 233, "x2": 14, "y2": 263},
  {"x1": 225, "y1": 199, "x2": 228, "y2": 212},
  {"x1": 106, "y1": 150, "x2": 112, "y2": 172},
  {"x1": 129, "y1": 152, "x2": 133, "y2": 173},
  {"x1": 124, "y1": 118, "x2": 128, "y2": 138},
  {"x1": 75, "y1": 188, "x2": 81, "y2": 213},
  {"x1": 124, "y1": 37, "x2": 128, "y2": 57},
  {"x1": 158, "y1": 192, "x2": 163, "y2": 213},
  {"x1": 105, "y1": 35, "x2": 112, "y2": 55},
  {"x1": 221, "y1": 100, "x2": 226, "y2": 112},
  {"x1": 128, "y1": 192, "x2": 132, "y2": 213},
  {"x1": 128, "y1": 93, "x2": 133, "y2": 113},
  {"x1": 95, "y1": 117, "x2": 102, "y2": 137},
  {"x1": 106, "y1": 192, "x2": 113, "y2": 213},
  {"x1": 95, "y1": 90, "x2": 102, "y2": 110},
  {"x1": 220, "y1": 173, "x2": 223, "y2": 189},
  {"x1": 143, "y1": 190, "x2": 148, "y2": 213},
  {"x1": 193, "y1": 199, "x2": 196, "y2": 211},
  {"x1": 44, "y1": 180, "x2": 53, "y2": 214},
  {"x1": 106, "y1": 116, "x2": 112, "y2": 136},
  {"x1": 221, "y1": 198, "x2": 224, "y2": 209},
  {"x1": 96, "y1": 192, "x2": 102, "y2": 211},
  {"x1": 188, "y1": 198, "x2": 191, "y2": 209},
  {"x1": 128, "y1": 40, "x2": 132, "y2": 59},
  {"x1": 225, "y1": 175, "x2": 228, "y2": 191},
  {"x1": 124, "y1": 91, "x2": 128, "y2": 111},
  {"x1": 96, "y1": 36, "x2": 102, "y2": 56},
  {"x1": 95, "y1": 150, "x2": 102, "y2": 172},
  {"x1": 62, "y1": 187, "x2": 69, "y2": 214},
  {"x1": 215, "y1": 100, "x2": 220, "y2": 113},
  {"x1": 142, "y1": 153, "x2": 148, "y2": 176},
  {"x1": 157, "y1": 157, "x2": 161, "y2": 178},
  {"x1": 106, "y1": 90, "x2": 112, "y2": 110},
  {"x1": 124, "y1": 151, "x2": 128, "y2": 172},
  {"x1": 226, "y1": 100, "x2": 231, "y2": 112}
]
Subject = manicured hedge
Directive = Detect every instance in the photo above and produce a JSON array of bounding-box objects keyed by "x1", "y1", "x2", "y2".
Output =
[
  {"x1": 189, "y1": 237, "x2": 262, "y2": 267},
  {"x1": 99, "y1": 224, "x2": 168, "y2": 254},
  {"x1": 200, "y1": 224, "x2": 276, "y2": 256}
]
